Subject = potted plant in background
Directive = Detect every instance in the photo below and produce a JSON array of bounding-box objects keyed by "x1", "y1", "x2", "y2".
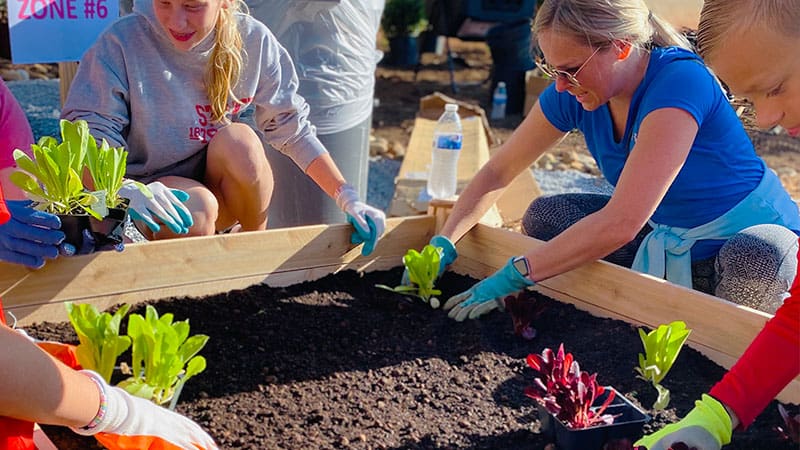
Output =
[
  {"x1": 524, "y1": 343, "x2": 650, "y2": 450},
  {"x1": 381, "y1": 0, "x2": 428, "y2": 67}
]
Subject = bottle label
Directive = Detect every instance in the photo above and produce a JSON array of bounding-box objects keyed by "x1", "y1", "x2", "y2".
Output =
[{"x1": 433, "y1": 133, "x2": 462, "y2": 150}]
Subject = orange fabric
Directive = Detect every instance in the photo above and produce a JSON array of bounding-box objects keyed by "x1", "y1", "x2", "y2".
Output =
[
  {"x1": 0, "y1": 418, "x2": 35, "y2": 450},
  {"x1": 96, "y1": 433, "x2": 203, "y2": 450},
  {"x1": 35, "y1": 342, "x2": 82, "y2": 369}
]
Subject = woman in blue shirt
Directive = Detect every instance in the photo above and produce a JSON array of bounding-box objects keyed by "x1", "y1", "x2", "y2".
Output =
[{"x1": 426, "y1": 0, "x2": 800, "y2": 320}]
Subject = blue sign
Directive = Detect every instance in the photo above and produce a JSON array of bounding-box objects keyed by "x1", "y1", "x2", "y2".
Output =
[{"x1": 8, "y1": 0, "x2": 118, "y2": 63}]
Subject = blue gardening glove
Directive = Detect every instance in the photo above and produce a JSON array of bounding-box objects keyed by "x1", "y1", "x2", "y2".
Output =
[
  {"x1": 402, "y1": 234, "x2": 458, "y2": 285},
  {"x1": 635, "y1": 394, "x2": 733, "y2": 450},
  {"x1": 0, "y1": 200, "x2": 64, "y2": 268},
  {"x1": 443, "y1": 256, "x2": 534, "y2": 321},
  {"x1": 336, "y1": 184, "x2": 386, "y2": 256},
  {"x1": 119, "y1": 180, "x2": 193, "y2": 234}
]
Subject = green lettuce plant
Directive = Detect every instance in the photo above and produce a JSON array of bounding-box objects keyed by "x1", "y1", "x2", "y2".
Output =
[
  {"x1": 84, "y1": 130, "x2": 129, "y2": 212},
  {"x1": 635, "y1": 320, "x2": 691, "y2": 410},
  {"x1": 377, "y1": 244, "x2": 442, "y2": 307},
  {"x1": 117, "y1": 305, "x2": 209, "y2": 407},
  {"x1": 65, "y1": 302, "x2": 132, "y2": 383},
  {"x1": 11, "y1": 119, "x2": 103, "y2": 218}
]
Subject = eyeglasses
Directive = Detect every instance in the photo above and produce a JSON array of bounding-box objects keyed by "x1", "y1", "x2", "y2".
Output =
[{"x1": 535, "y1": 46, "x2": 602, "y2": 87}]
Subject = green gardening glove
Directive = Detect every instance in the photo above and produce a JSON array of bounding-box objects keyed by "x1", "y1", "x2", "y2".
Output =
[{"x1": 635, "y1": 394, "x2": 733, "y2": 450}]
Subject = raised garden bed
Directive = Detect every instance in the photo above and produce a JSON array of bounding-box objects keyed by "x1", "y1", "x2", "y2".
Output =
[
  {"x1": 2, "y1": 216, "x2": 798, "y2": 448},
  {"x1": 27, "y1": 268, "x2": 797, "y2": 449}
]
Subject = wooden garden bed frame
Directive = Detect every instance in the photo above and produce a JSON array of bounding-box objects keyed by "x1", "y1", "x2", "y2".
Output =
[{"x1": 1, "y1": 214, "x2": 797, "y2": 403}]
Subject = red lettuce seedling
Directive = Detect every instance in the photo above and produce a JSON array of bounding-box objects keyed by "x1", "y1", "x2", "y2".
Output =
[
  {"x1": 776, "y1": 403, "x2": 800, "y2": 443},
  {"x1": 502, "y1": 291, "x2": 549, "y2": 340},
  {"x1": 524, "y1": 343, "x2": 617, "y2": 429}
]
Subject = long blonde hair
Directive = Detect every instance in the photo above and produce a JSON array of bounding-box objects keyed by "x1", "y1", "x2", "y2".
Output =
[
  {"x1": 697, "y1": 0, "x2": 800, "y2": 61},
  {"x1": 533, "y1": 0, "x2": 691, "y2": 50},
  {"x1": 206, "y1": 0, "x2": 245, "y2": 124}
]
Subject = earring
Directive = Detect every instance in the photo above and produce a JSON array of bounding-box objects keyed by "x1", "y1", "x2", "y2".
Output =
[{"x1": 618, "y1": 44, "x2": 632, "y2": 60}]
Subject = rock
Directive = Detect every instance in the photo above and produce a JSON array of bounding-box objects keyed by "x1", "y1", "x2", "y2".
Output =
[{"x1": 370, "y1": 136, "x2": 389, "y2": 157}]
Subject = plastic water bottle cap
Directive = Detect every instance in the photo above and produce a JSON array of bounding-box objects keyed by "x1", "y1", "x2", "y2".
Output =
[
  {"x1": 498, "y1": 82, "x2": 506, "y2": 88},
  {"x1": 445, "y1": 103, "x2": 459, "y2": 112}
]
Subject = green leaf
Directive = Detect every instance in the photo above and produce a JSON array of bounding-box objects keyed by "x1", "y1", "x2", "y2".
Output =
[{"x1": 635, "y1": 321, "x2": 691, "y2": 410}]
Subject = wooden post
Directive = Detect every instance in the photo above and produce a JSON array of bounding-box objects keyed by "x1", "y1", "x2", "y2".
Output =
[
  {"x1": 58, "y1": 62, "x2": 79, "y2": 106},
  {"x1": 427, "y1": 198, "x2": 455, "y2": 234}
]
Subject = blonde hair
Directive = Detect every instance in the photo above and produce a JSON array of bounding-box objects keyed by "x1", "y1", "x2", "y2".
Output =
[
  {"x1": 698, "y1": 0, "x2": 800, "y2": 62},
  {"x1": 533, "y1": 0, "x2": 691, "y2": 50},
  {"x1": 206, "y1": 0, "x2": 245, "y2": 124}
]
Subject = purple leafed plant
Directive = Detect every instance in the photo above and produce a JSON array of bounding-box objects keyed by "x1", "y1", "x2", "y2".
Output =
[
  {"x1": 524, "y1": 343, "x2": 617, "y2": 429},
  {"x1": 503, "y1": 291, "x2": 549, "y2": 340},
  {"x1": 776, "y1": 403, "x2": 800, "y2": 443}
]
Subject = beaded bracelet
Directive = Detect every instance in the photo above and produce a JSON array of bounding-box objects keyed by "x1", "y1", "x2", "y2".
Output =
[{"x1": 80, "y1": 372, "x2": 108, "y2": 431}]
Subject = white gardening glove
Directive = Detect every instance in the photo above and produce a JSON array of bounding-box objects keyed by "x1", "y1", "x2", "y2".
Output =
[
  {"x1": 70, "y1": 370, "x2": 217, "y2": 450},
  {"x1": 119, "y1": 180, "x2": 193, "y2": 234},
  {"x1": 335, "y1": 184, "x2": 386, "y2": 256}
]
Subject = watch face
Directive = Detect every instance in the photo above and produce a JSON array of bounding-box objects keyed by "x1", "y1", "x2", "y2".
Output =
[{"x1": 513, "y1": 256, "x2": 529, "y2": 277}]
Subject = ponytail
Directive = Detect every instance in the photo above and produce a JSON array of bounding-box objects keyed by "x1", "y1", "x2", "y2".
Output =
[{"x1": 206, "y1": 1, "x2": 244, "y2": 124}]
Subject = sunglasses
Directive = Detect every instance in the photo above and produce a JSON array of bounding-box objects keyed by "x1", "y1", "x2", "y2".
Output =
[{"x1": 535, "y1": 46, "x2": 602, "y2": 87}]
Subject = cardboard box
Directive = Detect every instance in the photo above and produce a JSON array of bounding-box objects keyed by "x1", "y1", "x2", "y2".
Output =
[{"x1": 523, "y1": 68, "x2": 553, "y2": 116}]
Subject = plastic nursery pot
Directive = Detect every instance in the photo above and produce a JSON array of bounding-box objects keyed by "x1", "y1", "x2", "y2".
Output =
[
  {"x1": 89, "y1": 203, "x2": 130, "y2": 250},
  {"x1": 536, "y1": 386, "x2": 650, "y2": 450},
  {"x1": 57, "y1": 213, "x2": 93, "y2": 250}
]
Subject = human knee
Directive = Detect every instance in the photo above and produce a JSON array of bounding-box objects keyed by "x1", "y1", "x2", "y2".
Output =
[
  {"x1": 522, "y1": 193, "x2": 609, "y2": 240},
  {"x1": 715, "y1": 224, "x2": 799, "y2": 313},
  {"x1": 207, "y1": 123, "x2": 270, "y2": 181}
]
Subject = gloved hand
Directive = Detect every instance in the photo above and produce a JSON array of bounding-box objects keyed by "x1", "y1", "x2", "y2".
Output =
[
  {"x1": 401, "y1": 235, "x2": 458, "y2": 285},
  {"x1": 443, "y1": 256, "x2": 534, "y2": 321},
  {"x1": 635, "y1": 394, "x2": 733, "y2": 450},
  {"x1": 71, "y1": 370, "x2": 218, "y2": 450},
  {"x1": 119, "y1": 181, "x2": 193, "y2": 235},
  {"x1": 335, "y1": 184, "x2": 386, "y2": 256},
  {"x1": 0, "y1": 200, "x2": 64, "y2": 268}
]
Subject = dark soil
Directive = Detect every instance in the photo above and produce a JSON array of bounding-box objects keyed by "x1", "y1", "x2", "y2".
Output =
[{"x1": 29, "y1": 268, "x2": 797, "y2": 450}]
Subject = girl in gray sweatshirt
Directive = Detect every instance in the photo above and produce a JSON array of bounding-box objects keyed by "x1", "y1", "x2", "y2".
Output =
[{"x1": 61, "y1": 0, "x2": 385, "y2": 253}]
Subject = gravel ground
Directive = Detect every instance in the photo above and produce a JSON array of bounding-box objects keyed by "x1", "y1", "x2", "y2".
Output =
[{"x1": 6, "y1": 79, "x2": 612, "y2": 213}]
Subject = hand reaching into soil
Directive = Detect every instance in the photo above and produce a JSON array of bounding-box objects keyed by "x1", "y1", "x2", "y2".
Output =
[{"x1": 443, "y1": 256, "x2": 534, "y2": 321}]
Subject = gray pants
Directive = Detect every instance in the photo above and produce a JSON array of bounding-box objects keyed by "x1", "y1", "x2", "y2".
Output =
[
  {"x1": 522, "y1": 193, "x2": 798, "y2": 313},
  {"x1": 264, "y1": 115, "x2": 371, "y2": 229}
]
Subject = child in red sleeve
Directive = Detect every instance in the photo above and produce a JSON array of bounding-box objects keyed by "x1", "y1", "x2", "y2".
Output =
[{"x1": 637, "y1": 1, "x2": 800, "y2": 448}]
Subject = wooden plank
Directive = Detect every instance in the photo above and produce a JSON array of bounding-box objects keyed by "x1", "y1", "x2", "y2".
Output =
[
  {"x1": 58, "y1": 62, "x2": 79, "y2": 106},
  {"x1": 452, "y1": 224, "x2": 800, "y2": 404},
  {"x1": 396, "y1": 117, "x2": 489, "y2": 181},
  {"x1": 2, "y1": 216, "x2": 434, "y2": 326}
]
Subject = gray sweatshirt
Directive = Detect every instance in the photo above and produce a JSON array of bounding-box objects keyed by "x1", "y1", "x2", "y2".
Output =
[{"x1": 61, "y1": 1, "x2": 327, "y2": 182}]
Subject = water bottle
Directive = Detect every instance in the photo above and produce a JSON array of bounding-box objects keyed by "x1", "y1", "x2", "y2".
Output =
[
  {"x1": 427, "y1": 103, "x2": 463, "y2": 199},
  {"x1": 490, "y1": 81, "x2": 507, "y2": 120}
]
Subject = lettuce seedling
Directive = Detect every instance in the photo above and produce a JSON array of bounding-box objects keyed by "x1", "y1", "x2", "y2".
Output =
[
  {"x1": 377, "y1": 244, "x2": 442, "y2": 307},
  {"x1": 10, "y1": 119, "x2": 103, "y2": 218},
  {"x1": 118, "y1": 305, "x2": 209, "y2": 407},
  {"x1": 524, "y1": 343, "x2": 616, "y2": 429},
  {"x1": 84, "y1": 130, "x2": 129, "y2": 211},
  {"x1": 65, "y1": 302, "x2": 132, "y2": 383},
  {"x1": 635, "y1": 321, "x2": 691, "y2": 410}
]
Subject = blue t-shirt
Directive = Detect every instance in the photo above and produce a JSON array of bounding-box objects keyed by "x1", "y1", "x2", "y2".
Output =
[{"x1": 539, "y1": 46, "x2": 798, "y2": 259}]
